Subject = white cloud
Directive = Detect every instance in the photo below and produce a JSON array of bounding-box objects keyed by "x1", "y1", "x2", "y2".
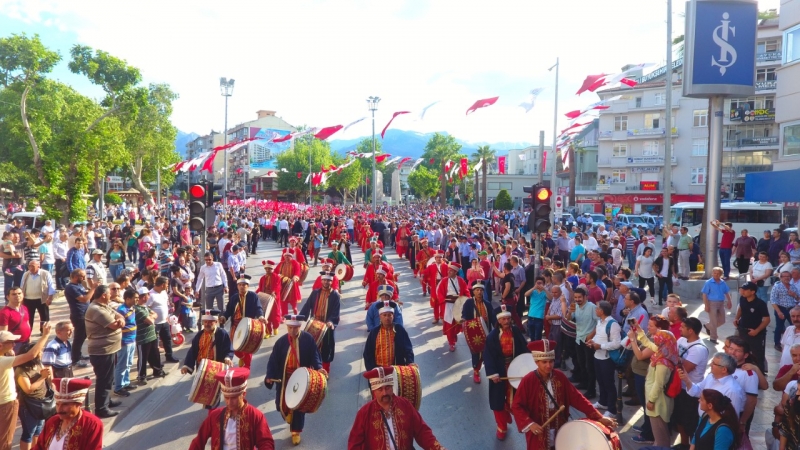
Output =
[{"x1": 0, "y1": 0, "x2": 782, "y2": 144}]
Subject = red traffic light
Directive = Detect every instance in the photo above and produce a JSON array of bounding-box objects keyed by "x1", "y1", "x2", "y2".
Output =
[
  {"x1": 535, "y1": 187, "x2": 551, "y2": 201},
  {"x1": 190, "y1": 185, "x2": 206, "y2": 199}
]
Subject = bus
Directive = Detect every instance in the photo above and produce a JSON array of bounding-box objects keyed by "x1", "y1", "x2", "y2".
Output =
[{"x1": 669, "y1": 202, "x2": 783, "y2": 240}]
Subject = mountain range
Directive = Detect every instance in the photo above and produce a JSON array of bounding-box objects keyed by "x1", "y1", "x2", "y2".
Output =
[{"x1": 174, "y1": 130, "x2": 199, "y2": 158}]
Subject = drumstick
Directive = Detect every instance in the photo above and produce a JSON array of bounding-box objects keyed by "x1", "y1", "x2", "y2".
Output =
[
  {"x1": 498, "y1": 376, "x2": 523, "y2": 380},
  {"x1": 265, "y1": 378, "x2": 282, "y2": 383},
  {"x1": 541, "y1": 405, "x2": 565, "y2": 428}
]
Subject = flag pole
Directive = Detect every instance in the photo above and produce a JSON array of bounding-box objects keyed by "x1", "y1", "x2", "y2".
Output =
[
  {"x1": 663, "y1": 0, "x2": 674, "y2": 229},
  {"x1": 549, "y1": 57, "x2": 559, "y2": 228}
]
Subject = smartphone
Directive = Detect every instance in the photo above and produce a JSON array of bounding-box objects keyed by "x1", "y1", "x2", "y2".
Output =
[{"x1": 627, "y1": 317, "x2": 637, "y2": 328}]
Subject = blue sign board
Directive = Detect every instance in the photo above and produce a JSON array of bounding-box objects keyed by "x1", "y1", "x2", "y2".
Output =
[{"x1": 683, "y1": 0, "x2": 757, "y2": 98}]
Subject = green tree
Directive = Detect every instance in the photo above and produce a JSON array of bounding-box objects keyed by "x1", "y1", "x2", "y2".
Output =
[
  {"x1": 275, "y1": 136, "x2": 334, "y2": 202},
  {"x1": 471, "y1": 145, "x2": 496, "y2": 210},
  {"x1": 327, "y1": 153, "x2": 363, "y2": 203},
  {"x1": 407, "y1": 166, "x2": 440, "y2": 201},
  {"x1": 495, "y1": 189, "x2": 513, "y2": 210},
  {"x1": 421, "y1": 133, "x2": 463, "y2": 209}
]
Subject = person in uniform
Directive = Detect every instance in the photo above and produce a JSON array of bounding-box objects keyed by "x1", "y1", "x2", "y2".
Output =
[
  {"x1": 437, "y1": 262, "x2": 469, "y2": 352},
  {"x1": 220, "y1": 278, "x2": 265, "y2": 369},
  {"x1": 363, "y1": 302, "x2": 415, "y2": 371},
  {"x1": 286, "y1": 237, "x2": 309, "y2": 285},
  {"x1": 424, "y1": 251, "x2": 448, "y2": 324},
  {"x1": 264, "y1": 314, "x2": 326, "y2": 446},
  {"x1": 347, "y1": 367, "x2": 446, "y2": 450},
  {"x1": 511, "y1": 340, "x2": 617, "y2": 449},
  {"x1": 335, "y1": 230, "x2": 354, "y2": 267},
  {"x1": 189, "y1": 367, "x2": 275, "y2": 450},
  {"x1": 483, "y1": 305, "x2": 529, "y2": 441},
  {"x1": 363, "y1": 251, "x2": 395, "y2": 288},
  {"x1": 276, "y1": 249, "x2": 303, "y2": 315},
  {"x1": 311, "y1": 258, "x2": 340, "y2": 292},
  {"x1": 365, "y1": 286, "x2": 403, "y2": 332},
  {"x1": 181, "y1": 309, "x2": 234, "y2": 408},
  {"x1": 255, "y1": 260, "x2": 282, "y2": 337},
  {"x1": 32, "y1": 378, "x2": 104, "y2": 450},
  {"x1": 408, "y1": 234, "x2": 421, "y2": 277},
  {"x1": 299, "y1": 271, "x2": 341, "y2": 373},
  {"x1": 364, "y1": 268, "x2": 399, "y2": 310},
  {"x1": 416, "y1": 238, "x2": 435, "y2": 295},
  {"x1": 461, "y1": 282, "x2": 496, "y2": 384},
  {"x1": 395, "y1": 220, "x2": 411, "y2": 260}
]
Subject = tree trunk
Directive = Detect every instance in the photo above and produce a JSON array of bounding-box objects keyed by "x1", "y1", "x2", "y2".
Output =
[
  {"x1": 129, "y1": 158, "x2": 155, "y2": 206},
  {"x1": 568, "y1": 145, "x2": 576, "y2": 209},
  {"x1": 482, "y1": 165, "x2": 488, "y2": 210},
  {"x1": 20, "y1": 85, "x2": 48, "y2": 188},
  {"x1": 440, "y1": 161, "x2": 447, "y2": 210}
]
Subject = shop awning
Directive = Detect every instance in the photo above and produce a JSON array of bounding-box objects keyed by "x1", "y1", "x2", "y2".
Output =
[{"x1": 744, "y1": 169, "x2": 800, "y2": 203}]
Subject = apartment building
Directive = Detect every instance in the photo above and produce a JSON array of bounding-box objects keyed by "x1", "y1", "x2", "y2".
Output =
[
  {"x1": 183, "y1": 131, "x2": 226, "y2": 185},
  {"x1": 555, "y1": 119, "x2": 601, "y2": 214},
  {"x1": 777, "y1": 1, "x2": 800, "y2": 172}
]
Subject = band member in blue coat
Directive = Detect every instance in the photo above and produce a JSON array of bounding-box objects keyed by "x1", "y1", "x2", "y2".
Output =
[
  {"x1": 180, "y1": 309, "x2": 234, "y2": 409},
  {"x1": 220, "y1": 278, "x2": 265, "y2": 369},
  {"x1": 299, "y1": 271, "x2": 341, "y2": 373},
  {"x1": 482, "y1": 305, "x2": 530, "y2": 441},
  {"x1": 461, "y1": 282, "x2": 497, "y2": 384},
  {"x1": 264, "y1": 314, "x2": 325, "y2": 446},
  {"x1": 363, "y1": 301, "x2": 414, "y2": 371},
  {"x1": 365, "y1": 286, "x2": 403, "y2": 332}
]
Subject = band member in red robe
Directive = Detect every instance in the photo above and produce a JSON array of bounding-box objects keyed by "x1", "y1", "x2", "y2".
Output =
[
  {"x1": 483, "y1": 305, "x2": 529, "y2": 441},
  {"x1": 275, "y1": 249, "x2": 302, "y2": 315},
  {"x1": 311, "y1": 258, "x2": 341, "y2": 291},
  {"x1": 189, "y1": 367, "x2": 275, "y2": 450},
  {"x1": 286, "y1": 237, "x2": 309, "y2": 285},
  {"x1": 33, "y1": 378, "x2": 104, "y2": 450},
  {"x1": 408, "y1": 233, "x2": 421, "y2": 275},
  {"x1": 256, "y1": 260, "x2": 282, "y2": 336},
  {"x1": 348, "y1": 367, "x2": 446, "y2": 450},
  {"x1": 299, "y1": 271, "x2": 341, "y2": 373},
  {"x1": 461, "y1": 283, "x2": 496, "y2": 384},
  {"x1": 364, "y1": 240, "x2": 388, "y2": 268},
  {"x1": 395, "y1": 220, "x2": 411, "y2": 260},
  {"x1": 511, "y1": 340, "x2": 616, "y2": 449},
  {"x1": 265, "y1": 315, "x2": 326, "y2": 446},
  {"x1": 363, "y1": 251, "x2": 394, "y2": 287},
  {"x1": 364, "y1": 268, "x2": 399, "y2": 310},
  {"x1": 424, "y1": 251, "x2": 447, "y2": 324},
  {"x1": 417, "y1": 241, "x2": 436, "y2": 296},
  {"x1": 436, "y1": 262, "x2": 469, "y2": 352},
  {"x1": 220, "y1": 278, "x2": 266, "y2": 369}
]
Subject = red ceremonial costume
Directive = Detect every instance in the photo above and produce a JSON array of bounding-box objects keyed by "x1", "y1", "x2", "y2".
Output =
[
  {"x1": 365, "y1": 278, "x2": 399, "y2": 309},
  {"x1": 312, "y1": 274, "x2": 340, "y2": 292},
  {"x1": 255, "y1": 263, "x2": 282, "y2": 334},
  {"x1": 33, "y1": 378, "x2": 103, "y2": 450},
  {"x1": 415, "y1": 244, "x2": 435, "y2": 291},
  {"x1": 348, "y1": 367, "x2": 446, "y2": 450},
  {"x1": 435, "y1": 268, "x2": 469, "y2": 347},
  {"x1": 424, "y1": 257, "x2": 448, "y2": 321},
  {"x1": 363, "y1": 259, "x2": 394, "y2": 287},
  {"x1": 395, "y1": 223, "x2": 411, "y2": 259},
  {"x1": 275, "y1": 252, "x2": 302, "y2": 314}
]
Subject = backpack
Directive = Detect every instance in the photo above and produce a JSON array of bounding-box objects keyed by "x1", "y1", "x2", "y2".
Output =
[{"x1": 605, "y1": 320, "x2": 631, "y2": 369}]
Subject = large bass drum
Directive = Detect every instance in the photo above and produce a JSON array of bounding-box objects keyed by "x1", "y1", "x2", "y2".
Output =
[
  {"x1": 188, "y1": 359, "x2": 228, "y2": 405},
  {"x1": 303, "y1": 319, "x2": 328, "y2": 348},
  {"x1": 284, "y1": 367, "x2": 328, "y2": 413},
  {"x1": 555, "y1": 419, "x2": 621, "y2": 450},
  {"x1": 506, "y1": 353, "x2": 537, "y2": 389},
  {"x1": 232, "y1": 318, "x2": 265, "y2": 354},
  {"x1": 392, "y1": 365, "x2": 422, "y2": 410},
  {"x1": 462, "y1": 317, "x2": 489, "y2": 354}
]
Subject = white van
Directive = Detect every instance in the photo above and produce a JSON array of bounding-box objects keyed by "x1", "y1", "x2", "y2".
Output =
[{"x1": 10, "y1": 212, "x2": 48, "y2": 230}]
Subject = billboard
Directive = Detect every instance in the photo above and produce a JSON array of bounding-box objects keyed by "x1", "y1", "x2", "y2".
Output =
[{"x1": 249, "y1": 128, "x2": 292, "y2": 168}]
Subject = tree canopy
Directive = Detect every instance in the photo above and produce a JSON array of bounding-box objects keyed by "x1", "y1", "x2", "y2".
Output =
[{"x1": 495, "y1": 189, "x2": 513, "y2": 210}]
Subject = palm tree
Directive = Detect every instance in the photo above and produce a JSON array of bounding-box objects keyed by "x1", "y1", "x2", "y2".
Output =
[{"x1": 471, "y1": 145, "x2": 496, "y2": 211}]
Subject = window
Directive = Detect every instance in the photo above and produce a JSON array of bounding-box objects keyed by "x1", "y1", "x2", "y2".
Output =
[
  {"x1": 614, "y1": 116, "x2": 628, "y2": 131},
  {"x1": 612, "y1": 143, "x2": 628, "y2": 157},
  {"x1": 643, "y1": 141, "x2": 659, "y2": 156},
  {"x1": 786, "y1": 24, "x2": 800, "y2": 64},
  {"x1": 692, "y1": 138, "x2": 709, "y2": 156},
  {"x1": 499, "y1": 182, "x2": 513, "y2": 189},
  {"x1": 730, "y1": 96, "x2": 775, "y2": 111},
  {"x1": 654, "y1": 93, "x2": 663, "y2": 105},
  {"x1": 635, "y1": 97, "x2": 642, "y2": 108},
  {"x1": 784, "y1": 123, "x2": 800, "y2": 157},
  {"x1": 611, "y1": 169, "x2": 627, "y2": 184},
  {"x1": 757, "y1": 39, "x2": 780, "y2": 53},
  {"x1": 487, "y1": 182, "x2": 499, "y2": 190},
  {"x1": 693, "y1": 110, "x2": 708, "y2": 127},
  {"x1": 644, "y1": 113, "x2": 661, "y2": 129},
  {"x1": 756, "y1": 68, "x2": 777, "y2": 81},
  {"x1": 691, "y1": 167, "x2": 707, "y2": 185}
]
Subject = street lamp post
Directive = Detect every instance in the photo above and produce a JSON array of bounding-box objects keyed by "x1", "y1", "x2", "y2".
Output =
[
  {"x1": 367, "y1": 96, "x2": 380, "y2": 211},
  {"x1": 220, "y1": 77, "x2": 235, "y2": 207}
]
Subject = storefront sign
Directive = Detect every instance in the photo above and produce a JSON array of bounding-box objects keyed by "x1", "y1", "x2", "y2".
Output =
[
  {"x1": 627, "y1": 156, "x2": 677, "y2": 165},
  {"x1": 604, "y1": 194, "x2": 662, "y2": 204},
  {"x1": 630, "y1": 167, "x2": 661, "y2": 173},
  {"x1": 729, "y1": 107, "x2": 775, "y2": 122},
  {"x1": 637, "y1": 58, "x2": 684, "y2": 84},
  {"x1": 640, "y1": 181, "x2": 659, "y2": 190}
]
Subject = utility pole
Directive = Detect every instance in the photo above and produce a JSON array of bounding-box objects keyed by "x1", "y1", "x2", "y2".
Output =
[
  {"x1": 367, "y1": 97, "x2": 380, "y2": 211},
  {"x1": 662, "y1": 0, "x2": 674, "y2": 222},
  {"x1": 220, "y1": 78, "x2": 235, "y2": 207},
  {"x1": 549, "y1": 57, "x2": 559, "y2": 230}
]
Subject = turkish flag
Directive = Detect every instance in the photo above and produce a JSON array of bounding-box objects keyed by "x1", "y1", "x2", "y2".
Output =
[
  {"x1": 466, "y1": 96, "x2": 499, "y2": 115},
  {"x1": 200, "y1": 153, "x2": 217, "y2": 173},
  {"x1": 429, "y1": 158, "x2": 435, "y2": 165},
  {"x1": 314, "y1": 125, "x2": 343, "y2": 140},
  {"x1": 375, "y1": 154, "x2": 391, "y2": 163},
  {"x1": 172, "y1": 161, "x2": 186, "y2": 173},
  {"x1": 459, "y1": 158, "x2": 468, "y2": 177},
  {"x1": 381, "y1": 111, "x2": 410, "y2": 138},
  {"x1": 619, "y1": 77, "x2": 638, "y2": 87},
  {"x1": 297, "y1": 172, "x2": 302, "y2": 179},
  {"x1": 397, "y1": 157, "x2": 412, "y2": 168},
  {"x1": 498, "y1": 156, "x2": 506, "y2": 174},
  {"x1": 576, "y1": 74, "x2": 608, "y2": 95},
  {"x1": 274, "y1": 134, "x2": 293, "y2": 143}
]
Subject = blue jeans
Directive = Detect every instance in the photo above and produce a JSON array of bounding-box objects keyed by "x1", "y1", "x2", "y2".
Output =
[
  {"x1": 109, "y1": 263, "x2": 123, "y2": 281},
  {"x1": 626, "y1": 250, "x2": 636, "y2": 269},
  {"x1": 41, "y1": 263, "x2": 54, "y2": 275},
  {"x1": 774, "y1": 305, "x2": 792, "y2": 345},
  {"x1": 634, "y1": 373, "x2": 654, "y2": 439},
  {"x1": 18, "y1": 404, "x2": 44, "y2": 442},
  {"x1": 719, "y1": 247, "x2": 732, "y2": 277},
  {"x1": 114, "y1": 342, "x2": 136, "y2": 391},
  {"x1": 527, "y1": 317, "x2": 544, "y2": 341},
  {"x1": 594, "y1": 357, "x2": 618, "y2": 414},
  {"x1": 127, "y1": 245, "x2": 138, "y2": 263}
]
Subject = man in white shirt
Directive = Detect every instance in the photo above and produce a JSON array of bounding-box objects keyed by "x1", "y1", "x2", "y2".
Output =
[
  {"x1": 54, "y1": 230, "x2": 70, "y2": 289},
  {"x1": 148, "y1": 276, "x2": 179, "y2": 363},
  {"x1": 345, "y1": 217, "x2": 355, "y2": 242},
  {"x1": 586, "y1": 301, "x2": 621, "y2": 416},
  {"x1": 724, "y1": 335, "x2": 768, "y2": 435},
  {"x1": 40, "y1": 219, "x2": 55, "y2": 235},
  {"x1": 779, "y1": 306, "x2": 800, "y2": 366},
  {"x1": 678, "y1": 352, "x2": 745, "y2": 417},
  {"x1": 672, "y1": 317, "x2": 710, "y2": 448},
  {"x1": 195, "y1": 251, "x2": 229, "y2": 310}
]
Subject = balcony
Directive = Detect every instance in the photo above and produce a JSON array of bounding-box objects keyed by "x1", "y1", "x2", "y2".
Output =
[
  {"x1": 629, "y1": 99, "x2": 681, "y2": 112},
  {"x1": 724, "y1": 137, "x2": 779, "y2": 149},
  {"x1": 722, "y1": 164, "x2": 773, "y2": 174},
  {"x1": 756, "y1": 80, "x2": 777, "y2": 91},
  {"x1": 757, "y1": 51, "x2": 782, "y2": 63},
  {"x1": 626, "y1": 127, "x2": 679, "y2": 139}
]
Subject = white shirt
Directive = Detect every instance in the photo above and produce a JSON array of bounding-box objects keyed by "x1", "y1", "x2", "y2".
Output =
[
  {"x1": 196, "y1": 262, "x2": 228, "y2": 290},
  {"x1": 48, "y1": 429, "x2": 66, "y2": 450},
  {"x1": 732, "y1": 367, "x2": 759, "y2": 395},
  {"x1": 677, "y1": 337, "x2": 709, "y2": 384},
  {"x1": 686, "y1": 373, "x2": 745, "y2": 416},
  {"x1": 147, "y1": 289, "x2": 170, "y2": 324},
  {"x1": 224, "y1": 418, "x2": 237, "y2": 450},
  {"x1": 54, "y1": 239, "x2": 69, "y2": 261},
  {"x1": 780, "y1": 326, "x2": 800, "y2": 366},
  {"x1": 593, "y1": 316, "x2": 621, "y2": 359},
  {"x1": 446, "y1": 277, "x2": 459, "y2": 296},
  {"x1": 751, "y1": 261, "x2": 773, "y2": 286},
  {"x1": 40, "y1": 242, "x2": 55, "y2": 265},
  {"x1": 346, "y1": 218, "x2": 354, "y2": 229}
]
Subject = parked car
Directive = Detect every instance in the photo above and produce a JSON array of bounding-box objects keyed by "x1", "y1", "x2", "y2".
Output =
[
  {"x1": 11, "y1": 212, "x2": 48, "y2": 230},
  {"x1": 639, "y1": 215, "x2": 663, "y2": 234},
  {"x1": 468, "y1": 217, "x2": 492, "y2": 227},
  {"x1": 558, "y1": 213, "x2": 577, "y2": 229},
  {"x1": 614, "y1": 214, "x2": 649, "y2": 231}
]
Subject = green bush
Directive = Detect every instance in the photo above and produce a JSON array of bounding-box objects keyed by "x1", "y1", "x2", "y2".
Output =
[
  {"x1": 495, "y1": 189, "x2": 513, "y2": 210},
  {"x1": 104, "y1": 193, "x2": 123, "y2": 205}
]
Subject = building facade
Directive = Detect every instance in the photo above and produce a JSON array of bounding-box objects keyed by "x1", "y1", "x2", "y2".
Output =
[
  {"x1": 555, "y1": 119, "x2": 601, "y2": 214},
  {"x1": 777, "y1": 1, "x2": 800, "y2": 173},
  {"x1": 182, "y1": 131, "x2": 226, "y2": 186}
]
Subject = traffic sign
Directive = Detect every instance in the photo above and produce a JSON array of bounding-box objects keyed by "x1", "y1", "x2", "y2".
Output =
[{"x1": 555, "y1": 195, "x2": 563, "y2": 216}]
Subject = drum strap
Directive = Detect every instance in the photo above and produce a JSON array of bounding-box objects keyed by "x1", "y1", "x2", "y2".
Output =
[
  {"x1": 380, "y1": 410, "x2": 399, "y2": 450},
  {"x1": 534, "y1": 371, "x2": 570, "y2": 421}
]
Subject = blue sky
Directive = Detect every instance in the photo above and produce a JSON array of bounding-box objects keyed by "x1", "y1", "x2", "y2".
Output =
[{"x1": 0, "y1": 0, "x2": 781, "y2": 145}]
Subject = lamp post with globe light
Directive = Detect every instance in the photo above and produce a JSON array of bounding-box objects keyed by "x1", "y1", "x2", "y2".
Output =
[
  {"x1": 220, "y1": 77, "x2": 235, "y2": 206},
  {"x1": 367, "y1": 96, "x2": 380, "y2": 211}
]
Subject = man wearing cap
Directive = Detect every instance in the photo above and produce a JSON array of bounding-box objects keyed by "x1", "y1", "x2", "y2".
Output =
[
  {"x1": 256, "y1": 260, "x2": 283, "y2": 337},
  {"x1": 221, "y1": 278, "x2": 265, "y2": 369},
  {"x1": 190, "y1": 367, "x2": 274, "y2": 450},
  {"x1": 32, "y1": 377, "x2": 103, "y2": 450},
  {"x1": 363, "y1": 251, "x2": 395, "y2": 288},
  {"x1": 366, "y1": 286, "x2": 403, "y2": 332},
  {"x1": 424, "y1": 251, "x2": 448, "y2": 324},
  {"x1": 299, "y1": 271, "x2": 341, "y2": 373},
  {"x1": 364, "y1": 303, "x2": 414, "y2": 371},
  {"x1": 85, "y1": 249, "x2": 108, "y2": 289},
  {"x1": 511, "y1": 340, "x2": 615, "y2": 449},
  {"x1": 181, "y1": 309, "x2": 234, "y2": 386},
  {"x1": 416, "y1": 238, "x2": 435, "y2": 295},
  {"x1": 276, "y1": 249, "x2": 303, "y2": 315},
  {"x1": 348, "y1": 367, "x2": 446, "y2": 450},
  {"x1": 327, "y1": 238, "x2": 352, "y2": 268},
  {"x1": 265, "y1": 314, "x2": 325, "y2": 445},
  {"x1": 437, "y1": 262, "x2": 469, "y2": 352},
  {"x1": 133, "y1": 287, "x2": 167, "y2": 384},
  {"x1": 461, "y1": 282, "x2": 496, "y2": 384},
  {"x1": 286, "y1": 237, "x2": 308, "y2": 280},
  {"x1": 483, "y1": 304, "x2": 529, "y2": 440},
  {"x1": 364, "y1": 268, "x2": 398, "y2": 310},
  {"x1": 311, "y1": 258, "x2": 341, "y2": 292},
  {"x1": 733, "y1": 281, "x2": 770, "y2": 373}
]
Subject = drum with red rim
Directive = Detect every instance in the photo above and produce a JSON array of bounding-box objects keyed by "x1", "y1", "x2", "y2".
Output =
[
  {"x1": 462, "y1": 317, "x2": 489, "y2": 354},
  {"x1": 555, "y1": 419, "x2": 621, "y2": 450},
  {"x1": 303, "y1": 319, "x2": 328, "y2": 348},
  {"x1": 285, "y1": 367, "x2": 328, "y2": 413},
  {"x1": 232, "y1": 318, "x2": 265, "y2": 354},
  {"x1": 299, "y1": 264, "x2": 310, "y2": 284},
  {"x1": 188, "y1": 359, "x2": 229, "y2": 405},
  {"x1": 392, "y1": 365, "x2": 422, "y2": 410}
]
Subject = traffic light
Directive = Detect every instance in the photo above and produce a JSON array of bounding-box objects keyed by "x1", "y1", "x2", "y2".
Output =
[
  {"x1": 189, "y1": 184, "x2": 206, "y2": 231},
  {"x1": 532, "y1": 181, "x2": 552, "y2": 233},
  {"x1": 523, "y1": 184, "x2": 537, "y2": 231},
  {"x1": 205, "y1": 182, "x2": 223, "y2": 208}
]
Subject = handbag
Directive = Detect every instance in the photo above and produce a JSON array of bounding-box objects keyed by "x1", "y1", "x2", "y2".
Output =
[
  {"x1": 604, "y1": 320, "x2": 630, "y2": 368},
  {"x1": 663, "y1": 360, "x2": 682, "y2": 398},
  {"x1": 20, "y1": 379, "x2": 56, "y2": 420}
]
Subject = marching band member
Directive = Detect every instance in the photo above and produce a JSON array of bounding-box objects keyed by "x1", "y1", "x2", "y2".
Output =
[
  {"x1": 181, "y1": 310, "x2": 234, "y2": 409},
  {"x1": 365, "y1": 286, "x2": 403, "y2": 332},
  {"x1": 395, "y1": 220, "x2": 411, "y2": 260},
  {"x1": 264, "y1": 314, "x2": 326, "y2": 446},
  {"x1": 255, "y1": 260, "x2": 282, "y2": 337},
  {"x1": 220, "y1": 278, "x2": 265, "y2": 369},
  {"x1": 189, "y1": 367, "x2": 275, "y2": 450},
  {"x1": 311, "y1": 258, "x2": 341, "y2": 292},
  {"x1": 461, "y1": 282, "x2": 496, "y2": 384},
  {"x1": 436, "y1": 262, "x2": 468, "y2": 352},
  {"x1": 364, "y1": 238, "x2": 387, "y2": 268},
  {"x1": 408, "y1": 234, "x2": 421, "y2": 278},
  {"x1": 363, "y1": 251, "x2": 395, "y2": 288},
  {"x1": 335, "y1": 230, "x2": 354, "y2": 265},
  {"x1": 33, "y1": 378, "x2": 104, "y2": 450},
  {"x1": 364, "y1": 268, "x2": 399, "y2": 310},
  {"x1": 363, "y1": 302, "x2": 415, "y2": 371},
  {"x1": 276, "y1": 249, "x2": 303, "y2": 315},
  {"x1": 299, "y1": 271, "x2": 341, "y2": 373},
  {"x1": 287, "y1": 237, "x2": 309, "y2": 285},
  {"x1": 424, "y1": 251, "x2": 448, "y2": 324},
  {"x1": 347, "y1": 367, "x2": 446, "y2": 450}
]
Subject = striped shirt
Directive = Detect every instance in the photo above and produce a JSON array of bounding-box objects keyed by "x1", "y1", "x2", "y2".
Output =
[
  {"x1": 41, "y1": 337, "x2": 72, "y2": 369},
  {"x1": 117, "y1": 304, "x2": 137, "y2": 344}
]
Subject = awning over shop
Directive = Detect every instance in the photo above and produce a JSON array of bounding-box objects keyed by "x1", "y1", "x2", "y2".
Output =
[{"x1": 744, "y1": 169, "x2": 800, "y2": 203}]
